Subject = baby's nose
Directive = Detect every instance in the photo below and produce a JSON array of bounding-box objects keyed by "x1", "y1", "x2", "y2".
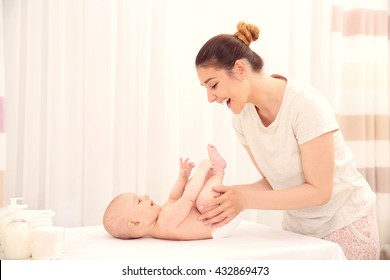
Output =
[{"x1": 143, "y1": 195, "x2": 149, "y2": 201}]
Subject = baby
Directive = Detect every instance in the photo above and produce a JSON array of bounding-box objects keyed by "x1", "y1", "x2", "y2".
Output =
[{"x1": 103, "y1": 144, "x2": 241, "y2": 240}]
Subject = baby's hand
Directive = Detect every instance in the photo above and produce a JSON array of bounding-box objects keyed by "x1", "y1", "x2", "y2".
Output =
[
  {"x1": 179, "y1": 158, "x2": 195, "y2": 179},
  {"x1": 197, "y1": 159, "x2": 214, "y2": 174}
]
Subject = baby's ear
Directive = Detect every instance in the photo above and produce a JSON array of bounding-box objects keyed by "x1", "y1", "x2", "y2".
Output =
[{"x1": 127, "y1": 220, "x2": 144, "y2": 230}]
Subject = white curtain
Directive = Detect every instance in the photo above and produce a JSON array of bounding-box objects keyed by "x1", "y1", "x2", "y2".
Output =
[
  {"x1": 0, "y1": 0, "x2": 5, "y2": 206},
  {"x1": 1, "y1": 0, "x2": 389, "y2": 251},
  {"x1": 329, "y1": 0, "x2": 390, "y2": 254}
]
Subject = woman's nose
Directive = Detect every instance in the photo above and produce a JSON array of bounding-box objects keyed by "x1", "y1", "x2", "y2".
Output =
[{"x1": 207, "y1": 91, "x2": 216, "y2": 103}]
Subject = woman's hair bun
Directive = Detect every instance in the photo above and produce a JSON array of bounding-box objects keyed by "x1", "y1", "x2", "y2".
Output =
[{"x1": 234, "y1": 21, "x2": 260, "y2": 46}]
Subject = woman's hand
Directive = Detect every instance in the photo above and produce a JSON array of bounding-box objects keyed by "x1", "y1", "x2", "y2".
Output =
[{"x1": 198, "y1": 185, "x2": 243, "y2": 228}]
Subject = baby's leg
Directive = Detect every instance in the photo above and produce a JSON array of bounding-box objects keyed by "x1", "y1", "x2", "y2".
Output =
[
  {"x1": 195, "y1": 145, "x2": 226, "y2": 211},
  {"x1": 207, "y1": 144, "x2": 226, "y2": 170},
  {"x1": 195, "y1": 171, "x2": 223, "y2": 211}
]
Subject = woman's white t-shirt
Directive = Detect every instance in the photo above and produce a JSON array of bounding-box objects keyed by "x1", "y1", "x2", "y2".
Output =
[{"x1": 232, "y1": 76, "x2": 375, "y2": 238}]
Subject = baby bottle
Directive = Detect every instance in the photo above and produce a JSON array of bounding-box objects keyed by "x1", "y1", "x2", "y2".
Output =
[{"x1": 4, "y1": 198, "x2": 31, "y2": 260}]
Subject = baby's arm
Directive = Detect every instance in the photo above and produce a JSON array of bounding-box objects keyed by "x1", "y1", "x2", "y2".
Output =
[
  {"x1": 162, "y1": 160, "x2": 214, "y2": 227},
  {"x1": 169, "y1": 158, "x2": 195, "y2": 201}
]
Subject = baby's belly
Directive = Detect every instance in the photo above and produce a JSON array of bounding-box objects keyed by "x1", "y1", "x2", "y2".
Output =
[{"x1": 166, "y1": 208, "x2": 213, "y2": 240}]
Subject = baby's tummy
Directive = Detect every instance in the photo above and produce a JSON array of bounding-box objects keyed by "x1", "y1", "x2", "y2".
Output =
[{"x1": 168, "y1": 208, "x2": 212, "y2": 240}]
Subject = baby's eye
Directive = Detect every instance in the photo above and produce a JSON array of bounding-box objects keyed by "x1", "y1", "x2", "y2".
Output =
[{"x1": 138, "y1": 198, "x2": 141, "y2": 203}]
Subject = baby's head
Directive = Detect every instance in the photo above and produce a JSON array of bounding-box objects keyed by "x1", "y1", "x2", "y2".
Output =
[{"x1": 103, "y1": 192, "x2": 161, "y2": 239}]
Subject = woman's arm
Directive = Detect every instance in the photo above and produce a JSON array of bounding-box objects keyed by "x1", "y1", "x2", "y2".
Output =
[
  {"x1": 199, "y1": 132, "x2": 335, "y2": 226},
  {"x1": 242, "y1": 131, "x2": 334, "y2": 209},
  {"x1": 235, "y1": 178, "x2": 273, "y2": 191}
]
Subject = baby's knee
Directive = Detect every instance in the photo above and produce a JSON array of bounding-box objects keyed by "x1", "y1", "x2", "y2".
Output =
[
  {"x1": 195, "y1": 192, "x2": 207, "y2": 211},
  {"x1": 196, "y1": 189, "x2": 220, "y2": 212}
]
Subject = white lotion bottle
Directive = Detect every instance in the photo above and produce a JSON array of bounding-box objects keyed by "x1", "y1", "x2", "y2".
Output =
[{"x1": 4, "y1": 210, "x2": 32, "y2": 259}]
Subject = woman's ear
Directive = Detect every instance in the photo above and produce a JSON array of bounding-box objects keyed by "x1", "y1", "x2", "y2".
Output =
[
  {"x1": 233, "y1": 59, "x2": 247, "y2": 79},
  {"x1": 127, "y1": 220, "x2": 144, "y2": 231}
]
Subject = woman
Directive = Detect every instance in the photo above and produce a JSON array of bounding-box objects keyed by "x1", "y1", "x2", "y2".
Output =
[{"x1": 195, "y1": 21, "x2": 379, "y2": 259}]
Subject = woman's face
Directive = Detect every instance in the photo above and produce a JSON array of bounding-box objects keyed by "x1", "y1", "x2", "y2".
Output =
[{"x1": 197, "y1": 65, "x2": 248, "y2": 114}]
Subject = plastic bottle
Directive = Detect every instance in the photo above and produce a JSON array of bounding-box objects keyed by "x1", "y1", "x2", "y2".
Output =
[
  {"x1": 7, "y1": 198, "x2": 29, "y2": 211},
  {"x1": 3, "y1": 199, "x2": 31, "y2": 260},
  {"x1": 1, "y1": 198, "x2": 29, "y2": 253}
]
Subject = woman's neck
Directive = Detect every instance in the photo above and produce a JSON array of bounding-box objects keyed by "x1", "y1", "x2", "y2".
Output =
[{"x1": 248, "y1": 72, "x2": 287, "y2": 126}]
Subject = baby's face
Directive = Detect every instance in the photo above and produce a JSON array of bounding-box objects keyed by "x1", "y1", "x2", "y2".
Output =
[{"x1": 123, "y1": 193, "x2": 161, "y2": 225}]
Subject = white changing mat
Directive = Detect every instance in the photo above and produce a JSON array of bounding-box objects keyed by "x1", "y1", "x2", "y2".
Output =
[{"x1": 63, "y1": 220, "x2": 346, "y2": 260}]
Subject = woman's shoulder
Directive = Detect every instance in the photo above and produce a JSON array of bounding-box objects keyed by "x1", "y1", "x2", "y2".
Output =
[
  {"x1": 285, "y1": 78, "x2": 320, "y2": 98},
  {"x1": 284, "y1": 77, "x2": 331, "y2": 111}
]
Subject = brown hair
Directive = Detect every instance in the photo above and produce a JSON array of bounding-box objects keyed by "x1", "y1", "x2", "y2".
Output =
[{"x1": 195, "y1": 21, "x2": 263, "y2": 72}]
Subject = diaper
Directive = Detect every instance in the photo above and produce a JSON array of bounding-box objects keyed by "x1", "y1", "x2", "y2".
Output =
[{"x1": 211, "y1": 213, "x2": 243, "y2": 238}]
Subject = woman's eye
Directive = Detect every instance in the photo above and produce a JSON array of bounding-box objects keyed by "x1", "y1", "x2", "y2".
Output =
[{"x1": 211, "y1": 83, "x2": 218, "y2": 89}]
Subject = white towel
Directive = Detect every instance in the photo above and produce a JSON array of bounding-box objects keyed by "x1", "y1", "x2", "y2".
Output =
[
  {"x1": 27, "y1": 210, "x2": 55, "y2": 219},
  {"x1": 29, "y1": 220, "x2": 53, "y2": 229},
  {"x1": 28, "y1": 211, "x2": 55, "y2": 228}
]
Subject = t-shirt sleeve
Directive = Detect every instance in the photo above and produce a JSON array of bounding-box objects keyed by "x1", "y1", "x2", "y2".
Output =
[
  {"x1": 294, "y1": 93, "x2": 339, "y2": 145},
  {"x1": 232, "y1": 114, "x2": 248, "y2": 145}
]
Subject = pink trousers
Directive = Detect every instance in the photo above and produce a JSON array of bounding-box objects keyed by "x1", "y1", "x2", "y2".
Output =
[{"x1": 322, "y1": 209, "x2": 380, "y2": 260}]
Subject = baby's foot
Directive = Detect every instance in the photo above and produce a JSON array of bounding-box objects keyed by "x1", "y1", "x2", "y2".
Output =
[{"x1": 207, "y1": 144, "x2": 227, "y2": 170}]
